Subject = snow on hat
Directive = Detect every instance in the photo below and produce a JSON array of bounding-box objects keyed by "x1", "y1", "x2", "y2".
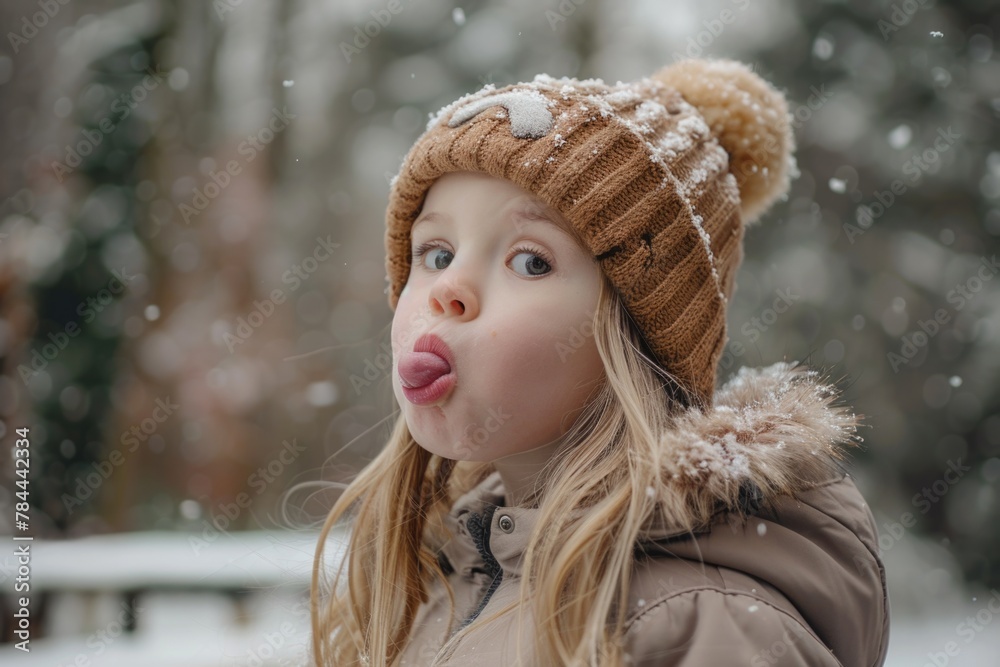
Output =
[{"x1": 383, "y1": 57, "x2": 797, "y2": 408}]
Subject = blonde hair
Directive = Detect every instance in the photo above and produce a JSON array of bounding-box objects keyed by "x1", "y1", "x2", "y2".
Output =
[{"x1": 310, "y1": 237, "x2": 704, "y2": 666}]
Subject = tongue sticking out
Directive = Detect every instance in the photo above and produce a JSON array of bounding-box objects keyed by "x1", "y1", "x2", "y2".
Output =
[{"x1": 398, "y1": 352, "x2": 452, "y2": 389}]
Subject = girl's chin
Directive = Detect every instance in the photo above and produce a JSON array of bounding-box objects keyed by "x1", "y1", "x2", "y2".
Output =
[{"x1": 411, "y1": 443, "x2": 467, "y2": 461}]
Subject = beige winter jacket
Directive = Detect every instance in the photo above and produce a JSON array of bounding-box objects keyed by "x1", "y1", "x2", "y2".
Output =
[{"x1": 397, "y1": 362, "x2": 891, "y2": 666}]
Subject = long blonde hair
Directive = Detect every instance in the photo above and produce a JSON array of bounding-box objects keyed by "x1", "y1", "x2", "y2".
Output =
[{"x1": 310, "y1": 265, "x2": 703, "y2": 666}]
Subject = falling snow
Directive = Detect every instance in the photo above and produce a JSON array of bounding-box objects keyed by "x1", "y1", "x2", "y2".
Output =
[
  {"x1": 11, "y1": 5, "x2": 997, "y2": 660},
  {"x1": 888, "y1": 124, "x2": 912, "y2": 148}
]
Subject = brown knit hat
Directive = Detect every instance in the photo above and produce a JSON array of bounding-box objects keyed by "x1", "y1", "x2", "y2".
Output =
[{"x1": 383, "y1": 57, "x2": 797, "y2": 408}]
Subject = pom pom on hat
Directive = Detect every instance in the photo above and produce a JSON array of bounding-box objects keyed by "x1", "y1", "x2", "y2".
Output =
[{"x1": 652, "y1": 58, "x2": 797, "y2": 226}]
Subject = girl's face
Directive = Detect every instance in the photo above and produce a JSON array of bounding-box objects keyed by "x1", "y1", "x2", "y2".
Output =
[{"x1": 391, "y1": 171, "x2": 605, "y2": 462}]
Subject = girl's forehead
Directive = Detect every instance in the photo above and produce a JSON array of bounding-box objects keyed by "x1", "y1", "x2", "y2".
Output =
[
  {"x1": 418, "y1": 173, "x2": 575, "y2": 236},
  {"x1": 414, "y1": 201, "x2": 580, "y2": 247}
]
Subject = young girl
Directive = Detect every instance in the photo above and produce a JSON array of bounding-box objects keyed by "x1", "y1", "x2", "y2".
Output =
[{"x1": 311, "y1": 57, "x2": 890, "y2": 666}]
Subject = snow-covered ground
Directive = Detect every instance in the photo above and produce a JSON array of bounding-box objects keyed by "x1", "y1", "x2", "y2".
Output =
[
  {"x1": 1, "y1": 529, "x2": 997, "y2": 665},
  {"x1": 885, "y1": 602, "x2": 1000, "y2": 667},
  {"x1": 0, "y1": 529, "x2": 336, "y2": 666},
  {"x1": 1, "y1": 594, "x2": 312, "y2": 666}
]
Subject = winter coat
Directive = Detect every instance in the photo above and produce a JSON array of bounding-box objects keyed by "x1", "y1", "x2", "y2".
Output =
[{"x1": 397, "y1": 362, "x2": 891, "y2": 666}]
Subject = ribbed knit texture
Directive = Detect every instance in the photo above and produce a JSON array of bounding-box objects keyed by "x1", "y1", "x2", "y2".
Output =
[{"x1": 384, "y1": 58, "x2": 795, "y2": 408}]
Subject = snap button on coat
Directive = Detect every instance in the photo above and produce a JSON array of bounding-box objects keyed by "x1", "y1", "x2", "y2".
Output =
[{"x1": 497, "y1": 514, "x2": 514, "y2": 533}]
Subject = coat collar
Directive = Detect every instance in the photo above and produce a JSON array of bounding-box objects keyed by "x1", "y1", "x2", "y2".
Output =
[{"x1": 437, "y1": 361, "x2": 861, "y2": 581}]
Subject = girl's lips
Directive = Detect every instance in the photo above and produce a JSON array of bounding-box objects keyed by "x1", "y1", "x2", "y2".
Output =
[
  {"x1": 400, "y1": 371, "x2": 455, "y2": 405},
  {"x1": 398, "y1": 334, "x2": 456, "y2": 405},
  {"x1": 398, "y1": 351, "x2": 450, "y2": 389}
]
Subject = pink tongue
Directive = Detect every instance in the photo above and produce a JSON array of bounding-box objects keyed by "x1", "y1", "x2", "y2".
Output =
[{"x1": 398, "y1": 352, "x2": 451, "y2": 389}]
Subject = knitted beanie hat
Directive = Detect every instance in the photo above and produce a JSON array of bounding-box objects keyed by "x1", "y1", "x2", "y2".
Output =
[{"x1": 383, "y1": 57, "x2": 797, "y2": 408}]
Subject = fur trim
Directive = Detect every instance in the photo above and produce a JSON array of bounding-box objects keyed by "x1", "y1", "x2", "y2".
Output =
[{"x1": 642, "y1": 360, "x2": 863, "y2": 539}]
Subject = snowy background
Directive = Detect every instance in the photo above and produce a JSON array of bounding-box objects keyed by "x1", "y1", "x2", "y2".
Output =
[{"x1": 0, "y1": 0, "x2": 998, "y2": 664}]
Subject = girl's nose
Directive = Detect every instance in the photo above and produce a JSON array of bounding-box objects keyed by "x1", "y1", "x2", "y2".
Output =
[{"x1": 429, "y1": 273, "x2": 478, "y2": 320}]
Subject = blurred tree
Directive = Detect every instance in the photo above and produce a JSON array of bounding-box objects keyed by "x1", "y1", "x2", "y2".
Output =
[{"x1": 5, "y1": 21, "x2": 166, "y2": 533}]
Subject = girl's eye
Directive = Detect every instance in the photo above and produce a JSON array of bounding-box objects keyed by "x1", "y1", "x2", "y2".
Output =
[
  {"x1": 510, "y1": 247, "x2": 552, "y2": 277},
  {"x1": 411, "y1": 242, "x2": 553, "y2": 277},
  {"x1": 413, "y1": 243, "x2": 453, "y2": 270}
]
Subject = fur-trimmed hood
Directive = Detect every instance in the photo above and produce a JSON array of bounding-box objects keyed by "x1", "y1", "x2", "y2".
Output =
[
  {"x1": 638, "y1": 359, "x2": 863, "y2": 541},
  {"x1": 408, "y1": 361, "x2": 888, "y2": 667}
]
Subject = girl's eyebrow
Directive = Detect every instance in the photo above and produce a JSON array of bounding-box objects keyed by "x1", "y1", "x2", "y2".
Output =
[
  {"x1": 412, "y1": 211, "x2": 447, "y2": 229},
  {"x1": 413, "y1": 206, "x2": 574, "y2": 238},
  {"x1": 510, "y1": 205, "x2": 580, "y2": 243}
]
